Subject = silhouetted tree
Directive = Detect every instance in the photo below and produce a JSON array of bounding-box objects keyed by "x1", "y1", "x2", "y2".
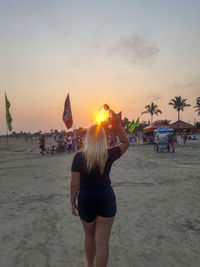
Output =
[
  {"x1": 121, "y1": 117, "x2": 130, "y2": 131},
  {"x1": 194, "y1": 96, "x2": 200, "y2": 116},
  {"x1": 141, "y1": 102, "x2": 162, "y2": 123},
  {"x1": 194, "y1": 121, "x2": 200, "y2": 129},
  {"x1": 169, "y1": 96, "x2": 191, "y2": 120},
  {"x1": 160, "y1": 119, "x2": 171, "y2": 125}
]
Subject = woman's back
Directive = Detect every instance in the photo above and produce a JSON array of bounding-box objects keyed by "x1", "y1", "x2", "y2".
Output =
[
  {"x1": 70, "y1": 116, "x2": 130, "y2": 267},
  {"x1": 71, "y1": 146, "x2": 121, "y2": 192}
]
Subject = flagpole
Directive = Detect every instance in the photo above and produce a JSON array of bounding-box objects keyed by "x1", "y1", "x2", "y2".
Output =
[
  {"x1": 4, "y1": 91, "x2": 8, "y2": 149},
  {"x1": 6, "y1": 121, "x2": 8, "y2": 149}
]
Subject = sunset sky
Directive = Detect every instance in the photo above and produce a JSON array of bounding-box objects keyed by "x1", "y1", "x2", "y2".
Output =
[{"x1": 0, "y1": 0, "x2": 200, "y2": 133}]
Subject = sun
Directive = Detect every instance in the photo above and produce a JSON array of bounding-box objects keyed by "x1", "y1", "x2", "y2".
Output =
[{"x1": 96, "y1": 109, "x2": 109, "y2": 124}]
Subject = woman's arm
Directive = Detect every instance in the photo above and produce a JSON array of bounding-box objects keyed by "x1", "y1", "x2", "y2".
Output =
[
  {"x1": 113, "y1": 113, "x2": 130, "y2": 155},
  {"x1": 70, "y1": 172, "x2": 80, "y2": 216}
]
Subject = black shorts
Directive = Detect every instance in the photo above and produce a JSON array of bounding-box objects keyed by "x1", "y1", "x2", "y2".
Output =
[{"x1": 78, "y1": 186, "x2": 117, "y2": 223}]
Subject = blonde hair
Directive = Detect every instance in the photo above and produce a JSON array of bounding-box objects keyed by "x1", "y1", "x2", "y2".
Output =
[{"x1": 83, "y1": 125, "x2": 108, "y2": 174}]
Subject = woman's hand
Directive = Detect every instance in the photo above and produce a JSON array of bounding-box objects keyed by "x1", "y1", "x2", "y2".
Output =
[
  {"x1": 109, "y1": 110, "x2": 121, "y2": 128},
  {"x1": 113, "y1": 112, "x2": 121, "y2": 126},
  {"x1": 70, "y1": 172, "x2": 80, "y2": 216},
  {"x1": 71, "y1": 203, "x2": 78, "y2": 216}
]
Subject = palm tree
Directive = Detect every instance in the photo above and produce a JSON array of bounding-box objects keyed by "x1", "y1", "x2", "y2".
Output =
[
  {"x1": 169, "y1": 96, "x2": 191, "y2": 121},
  {"x1": 194, "y1": 121, "x2": 200, "y2": 129},
  {"x1": 141, "y1": 102, "x2": 162, "y2": 124},
  {"x1": 194, "y1": 96, "x2": 200, "y2": 116}
]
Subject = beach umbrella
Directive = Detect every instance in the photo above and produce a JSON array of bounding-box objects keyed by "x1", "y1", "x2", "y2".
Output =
[{"x1": 154, "y1": 127, "x2": 174, "y2": 133}]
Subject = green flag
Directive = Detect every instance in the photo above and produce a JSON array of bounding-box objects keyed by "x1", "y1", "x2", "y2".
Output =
[
  {"x1": 128, "y1": 117, "x2": 140, "y2": 132},
  {"x1": 135, "y1": 117, "x2": 140, "y2": 127},
  {"x1": 5, "y1": 93, "x2": 13, "y2": 132},
  {"x1": 128, "y1": 121, "x2": 135, "y2": 132}
]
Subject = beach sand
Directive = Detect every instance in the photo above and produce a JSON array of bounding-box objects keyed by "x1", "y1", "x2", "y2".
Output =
[{"x1": 0, "y1": 137, "x2": 200, "y2": 267}]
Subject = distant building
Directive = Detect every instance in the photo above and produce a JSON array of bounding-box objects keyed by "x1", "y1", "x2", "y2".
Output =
[
  {"x1": 169, "y1": 120, "x2": 195, "y2": 132},
  {"x1": 143, "y1": 121, "x2": 165, "y2": 133}
]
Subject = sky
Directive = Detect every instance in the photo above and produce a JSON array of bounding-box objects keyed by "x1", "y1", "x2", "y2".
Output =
[{"x1": 0, "y1": 0, "x2": 200, "y2": 133}]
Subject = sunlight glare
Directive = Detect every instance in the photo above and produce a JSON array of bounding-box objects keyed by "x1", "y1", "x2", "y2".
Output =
[{"x1": 96, "y1": 109, "x2": 109, "y2": 124}]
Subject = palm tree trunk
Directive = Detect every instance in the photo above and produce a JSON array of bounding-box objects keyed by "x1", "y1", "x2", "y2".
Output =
[
  {"x1": 178, "y1": 111, "x2": 180, "y2": 135},
  {"x1": 178, "y1": 111, "x2": 180, "y2": 121},
  {"x1": 151, "y1": 114, "x2": 153, "y2": 124}
]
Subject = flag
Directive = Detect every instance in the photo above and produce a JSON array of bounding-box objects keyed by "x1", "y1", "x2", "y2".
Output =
[
  {"x1": 128, "y1": 117, "x2": 140, "y2": 132},
  {"x1": 135, "y1": 117, "x2": 140, "y2": 127},
  {"x1": 5, "y1": 93, "x2": 13, "y2": 132},
  {"x1": 63, "y1": 93, "x2": 73, "y2": 129}
]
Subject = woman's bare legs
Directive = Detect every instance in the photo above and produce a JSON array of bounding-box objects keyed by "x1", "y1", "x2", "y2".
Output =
[
  {"x1": 81, "y1": 219, "x2": 96, "y2": 267},
  {"x1": 95, "y1": 216, "x2": 115, "y2": 267}
]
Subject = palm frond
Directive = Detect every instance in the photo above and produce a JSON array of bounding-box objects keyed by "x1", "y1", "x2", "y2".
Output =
[
  {"x1": 154, "y1": 109, "x2": 162, "y2": 115},
  {"x1": 144, "y1": 105, "x2": 151, "y2": 109},
  {"x1": 141, "y1": 111, "x2": 148, "y2": 115}
]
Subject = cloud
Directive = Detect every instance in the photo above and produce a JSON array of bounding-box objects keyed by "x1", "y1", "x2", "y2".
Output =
[
  {"x1": 107, "y1": 35, "x2": 159, "y2": 64},
  {"x1": 114, "y1": 74, "x2": 127, "y2": 81},
  {"x1": 173, "y1": 77, "x2": 200, "y2": 95},
  {"x1": 152, "y1": 94, "x2": 162, "y2": 101}
]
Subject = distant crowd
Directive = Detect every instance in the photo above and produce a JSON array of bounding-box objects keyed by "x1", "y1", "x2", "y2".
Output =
[
  {"x1": 39, "y1": 133, "x2": 83, "y2": 155},
  {"x1": 37, "y1": 131, "x2": 198, "y2": 155}
]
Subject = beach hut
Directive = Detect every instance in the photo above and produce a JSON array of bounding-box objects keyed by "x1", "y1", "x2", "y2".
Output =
[
  {"x1": 169, "y1": 120, "x2": 195, "y2": 132},
  {"x1": 143, "y1": 121, "x2": 166, "y2": 133}
]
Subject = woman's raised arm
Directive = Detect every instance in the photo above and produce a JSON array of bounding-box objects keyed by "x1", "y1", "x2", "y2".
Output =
[{"x1": 113, "y1": 113, "x2": 130, "y2": 155}]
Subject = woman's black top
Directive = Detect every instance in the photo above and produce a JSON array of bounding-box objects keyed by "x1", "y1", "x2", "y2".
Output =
[{"x1": 71, "y1": 146, "x2": 121, "y2": 192}]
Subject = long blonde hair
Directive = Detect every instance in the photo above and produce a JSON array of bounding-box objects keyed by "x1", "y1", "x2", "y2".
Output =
[{"x1": 83, "y1": 125, "x2": 108, "y2": 174}]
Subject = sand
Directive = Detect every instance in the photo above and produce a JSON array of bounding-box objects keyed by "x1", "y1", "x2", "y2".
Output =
[{"x1": 0, "y1": 136, "x2": 200, "y2": 267}]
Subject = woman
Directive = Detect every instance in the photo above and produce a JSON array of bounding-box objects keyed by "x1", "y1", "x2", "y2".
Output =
[
  {"x1": 39, "y1": 135, "x2": 46, "y2": 155},
  {"x1": 169, "y1": 133, "x2": 175, "y2": 153},
  {"x1": 182, "y1": 133, "x2": 187, "y2": 146},
  {"x1": 70, "y1": 112, "x2": 129, "y2": 267}
]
